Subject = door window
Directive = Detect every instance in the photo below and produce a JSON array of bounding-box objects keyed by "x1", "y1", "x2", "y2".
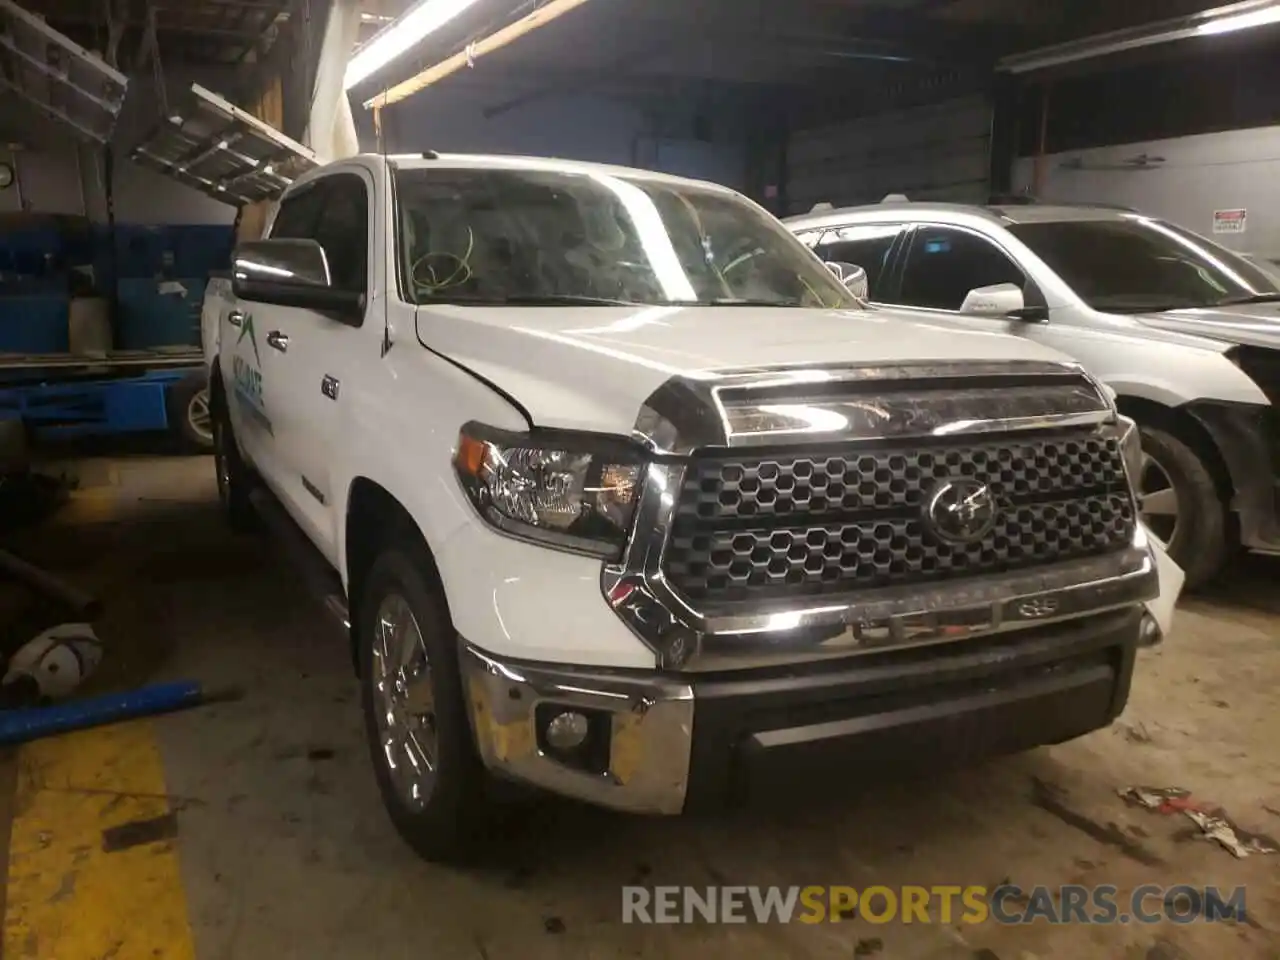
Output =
[
  {"x1": 814, "y1": 223, "x2": 906, "y2": 300},
  {"x1": 269, "y1": 184, "x2": 326, "y2": 239},
  {"x1": 899, "y1": 226, "x2": 1025, "y2": 310},
  {"x1": 311, "y1": 174, "x2": 370, "y2": 295}
]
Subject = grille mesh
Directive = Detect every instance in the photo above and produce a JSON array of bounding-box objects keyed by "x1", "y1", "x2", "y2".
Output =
[{"x1": 664, "y1": 433, "x2": 1135, "y2": 604}]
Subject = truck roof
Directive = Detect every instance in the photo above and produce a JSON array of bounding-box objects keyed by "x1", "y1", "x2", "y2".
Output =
[
  {"x1": 291, "y1": 152, "x2": 738, "y2": 195},
  {"x1": 784, "y1": 201, "x2": 1137, "y2": 232}
]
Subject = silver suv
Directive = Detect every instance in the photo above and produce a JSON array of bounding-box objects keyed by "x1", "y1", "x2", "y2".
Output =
[{"x1": 786, "y1": 201, "x2": 1280, "y2": 587}]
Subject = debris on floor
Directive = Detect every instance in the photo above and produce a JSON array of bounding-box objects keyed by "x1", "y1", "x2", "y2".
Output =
[
  {"x1": 1119, "y1": 785, "x2": 1280, "y2": 858},
  {"x1": 1119, "y1": 786, "x2": 1193, "y2": 813},
  {"x1": 0, "y1": 621, "x2": 103, "y2": 706}
]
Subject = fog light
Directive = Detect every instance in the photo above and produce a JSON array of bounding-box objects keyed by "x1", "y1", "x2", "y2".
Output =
[{"x1": 544, "y1": 710, "x2": 590, "y2": 751}]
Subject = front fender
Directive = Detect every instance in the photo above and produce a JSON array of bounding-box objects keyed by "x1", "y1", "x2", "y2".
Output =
[{"x1": 333, "y1": 348, "x2": 656, "y2": 670}]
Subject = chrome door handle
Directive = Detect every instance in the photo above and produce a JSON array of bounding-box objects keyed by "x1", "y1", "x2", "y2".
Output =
[
  {"x1": 266, "y1": 331, "x2": 289, "y2": 353},
  {"x1": 227, "y1": 309, "x2": 245, "y2": 327}
]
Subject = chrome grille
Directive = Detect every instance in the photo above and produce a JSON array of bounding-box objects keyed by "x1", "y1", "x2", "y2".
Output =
[{"x1": 664, "y1": 432, "x2": 1135, "y2": 605}]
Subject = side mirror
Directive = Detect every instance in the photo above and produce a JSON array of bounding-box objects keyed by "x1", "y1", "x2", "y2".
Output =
[
  {"x1": 959, "y1": 282, "x2": 1029, "y2": 318},
  {"x1": 232, "y1": 239, "x2": 363, "y2": 324},
  {"x1": 826, "y1": 261, "x2": 869, "y2": 300}
]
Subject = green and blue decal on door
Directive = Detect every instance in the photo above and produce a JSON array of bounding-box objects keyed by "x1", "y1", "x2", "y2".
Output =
[{"x1": 232, "y1": 314, "x2": 273, "y2": 435}]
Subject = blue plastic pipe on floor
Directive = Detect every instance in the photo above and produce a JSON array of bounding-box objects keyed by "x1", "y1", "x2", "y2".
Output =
[{"x1": 0, "y1": 681, "x2": 234, "y2": 745}]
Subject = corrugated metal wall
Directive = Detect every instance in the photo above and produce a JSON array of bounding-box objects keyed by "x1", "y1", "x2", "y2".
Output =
[
  {"x1": 786, "y1": 95, "x2": 992, "y2": 214},
  {"x1": 1013, "y1": 125, "x2": 1280, "y2": 260}
]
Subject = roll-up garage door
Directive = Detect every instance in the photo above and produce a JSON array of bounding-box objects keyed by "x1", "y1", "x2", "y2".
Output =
[{"x1": 786, "y1": 95, "x2": 992, "y2": 214}]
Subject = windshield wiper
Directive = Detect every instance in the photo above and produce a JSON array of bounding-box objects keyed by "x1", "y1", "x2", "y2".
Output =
[
  {"x1": 1215, "y1": 293, "x2": 1280, "y2": 307},
  {"x1": 696, "y1": 298, "x2": 812, "y2": 307},
  {"x1": 423, "y1": 294, "x2": 639, "y2": 306}
]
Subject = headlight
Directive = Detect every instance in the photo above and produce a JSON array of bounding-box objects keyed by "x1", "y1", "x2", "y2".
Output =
[
  {"x1": 1117, "y1": 414, "x2": 1144, "y2": 488},
  {"x1": 453, "y1": 423, "x2": 644, "y2": 558}
]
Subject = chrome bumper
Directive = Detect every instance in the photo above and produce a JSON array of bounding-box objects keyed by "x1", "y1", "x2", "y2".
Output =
[
  {"x1": 460, "y1": 644, "x2": 694, "y2": 815},
  {"x1": 460, "y1": 601, "x2": 1151, "y2": 815}
]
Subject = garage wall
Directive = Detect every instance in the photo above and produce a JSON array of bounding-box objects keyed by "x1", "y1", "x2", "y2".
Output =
[
  {"x1": 373, "y1": 82, "x2": 748, "y2": 189},
  {"x1": 786, "y1": 95, "x2": 992, "y2": 215},
  {"x1": 1013, "y1": 125, "x2": 1280, "y2": 259}
]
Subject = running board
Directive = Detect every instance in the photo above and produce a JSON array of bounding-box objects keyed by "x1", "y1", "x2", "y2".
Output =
[{"x1": 249, "y1": 487, "x2": 350, "y2": 633}]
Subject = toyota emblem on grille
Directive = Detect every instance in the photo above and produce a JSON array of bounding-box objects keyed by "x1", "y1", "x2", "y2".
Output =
[
  {"x1": 1016, "y1": 596, "x2": 1061, "y2": 620},
  {"x1": 925, "y1": 479, "x2": 996, "y2": 544}
]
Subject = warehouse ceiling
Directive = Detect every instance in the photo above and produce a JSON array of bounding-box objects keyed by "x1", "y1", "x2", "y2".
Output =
[
  {"x1": 18, "y1": 0, "x2": 290, "y2": 67},
  {"x1": 343, "y1": 0, "x2": 1236, "y2": 124},
  {"x1": 17, "y1": 0, "x2": 412, "y2": 68},
  {"x1": 345, "y1": 0, "x2": 1233, "y2": 97},
  {"x1": 8, "y1": 1, "x2": 1240, "y2": 93},
  {"x1": 6, "y1": 0, "x2": 1248, "y2": 127}
]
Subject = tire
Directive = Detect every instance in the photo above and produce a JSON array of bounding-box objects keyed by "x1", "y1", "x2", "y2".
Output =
[
  {"x1": 1136, "y1": 425, "x2": 1228, "y2": 589},
  {"x1": 211, "y1": 404, "x2": 257, "y2": 533},
  {"x1": 358, "y1": 546, "x2": 489, "y2": 863},
  {"x1": 166, "y1": 373, "x2": 215, "y2": 452}
]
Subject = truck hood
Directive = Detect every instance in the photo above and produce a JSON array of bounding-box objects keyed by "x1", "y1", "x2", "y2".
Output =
[
  {"x1": 1135, "y1": 302, "x2": 1280, "y2": 349},
  {"x1": 415, "y1": 303, "x2": 1074, "y2": 435}
]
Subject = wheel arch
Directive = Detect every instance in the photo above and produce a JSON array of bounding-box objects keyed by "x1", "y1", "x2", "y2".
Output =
[
  {"x1": 343, "y1": 476, "x2": 450, "y2": 675},
  {"x1": 1115, "y1": 395, "x2": 1233, "y2": 503}
]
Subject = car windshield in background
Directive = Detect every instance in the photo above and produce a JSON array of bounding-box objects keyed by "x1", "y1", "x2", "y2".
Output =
[
  {"x1": 393, "y1": 167, "x2": 856, "y2": 309},
  {"x1": 1008, "y1": 217, "x2": 1280, "y2": 313}
]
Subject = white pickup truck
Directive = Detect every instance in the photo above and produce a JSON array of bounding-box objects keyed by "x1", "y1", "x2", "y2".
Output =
[{"x1": 202, "y1": 152, "x2": 1178, "y2": 862}]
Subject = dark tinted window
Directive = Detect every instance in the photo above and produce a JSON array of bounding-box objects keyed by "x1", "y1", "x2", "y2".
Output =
[
  {"x1": 815, "y1": 223, "x2": 905, "y2": 300},
  {"x1": 312, "y1": 174, "x2": 369, "y2": 293},
  {"x1": 899, "y1": 226, "x2": 1025, "y2": 310},
  {"x1": 1009, "y1": 218, "x2": 1280, "y2": 312},
  {"x1": 269, "y1": 184, "x2": 325, "y2": 239}
]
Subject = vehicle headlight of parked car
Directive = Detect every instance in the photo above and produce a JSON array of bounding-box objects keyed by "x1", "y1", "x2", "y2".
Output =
[{"x1": 454, "y1": 423, "x2": 644, "y2": 558}]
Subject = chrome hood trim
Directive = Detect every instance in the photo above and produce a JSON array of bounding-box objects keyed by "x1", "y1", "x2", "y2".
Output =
[{"x1": 634, "y1": 359, "x2": 1115, "y2": 454}]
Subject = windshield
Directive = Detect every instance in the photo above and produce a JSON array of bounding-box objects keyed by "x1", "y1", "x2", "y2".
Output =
[
  {"x1": 1008, "y1": 217, "x2": 1280, "y2": 312},
  {"x1": 393, "y1": 167, "x2": 856, "y2": 308}
]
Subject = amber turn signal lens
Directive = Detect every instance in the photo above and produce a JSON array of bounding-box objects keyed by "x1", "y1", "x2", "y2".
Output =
[{"x1": 455, "y1": 433, "x2": 488, "y2": 477}]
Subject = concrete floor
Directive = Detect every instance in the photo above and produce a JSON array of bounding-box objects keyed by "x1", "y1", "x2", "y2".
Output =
[{"x1": 3, "y1": 455, "x2": 1279, "y2": 960}]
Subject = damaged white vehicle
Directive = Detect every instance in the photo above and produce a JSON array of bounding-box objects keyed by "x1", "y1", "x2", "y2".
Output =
[
  {"x1": 788, "y1": 201, "x2": 1280, "y2": 588},
  {"x1": 202, "y1": 154, "x2": 1180, "y2": 861}
]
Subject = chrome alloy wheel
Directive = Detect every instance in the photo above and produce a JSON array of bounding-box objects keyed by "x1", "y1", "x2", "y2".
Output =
[
  {"x1": 1138, "y1": 452, "x2": 1179, "y2": 549},
  {"x1": 372, "y1": 592, "x2": 438, "y2": 810},
  {"x1": 187, "y1": 388, "x2": 214, "y2": 445}
]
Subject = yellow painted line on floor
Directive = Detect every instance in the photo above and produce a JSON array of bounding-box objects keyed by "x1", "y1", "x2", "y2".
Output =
[
  {"x1": 4, "y1": 720, "x2": 197, "y2": 960},
  {"x1": 47, "y1": 489, "x2": 123, "y2": 527}
]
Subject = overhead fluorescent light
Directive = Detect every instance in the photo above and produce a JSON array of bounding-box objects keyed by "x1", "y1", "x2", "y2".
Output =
[
  {"x1": 1000, "y1": 0, "x2": 1280, "y2": 74},
  {"x1": 344, "y1": 0, "x2": 485, "y2": 90},
  {"x1": 1197, "y1": 4, "x2": 1280, "y2": 34},
  {"x1": 366, "y1": 0, "x2": 593, "y2": 108}
]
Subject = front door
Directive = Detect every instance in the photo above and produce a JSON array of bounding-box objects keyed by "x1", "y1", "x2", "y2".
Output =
[{"x1": 255, "y1": 170, "x2": 373, "y2": 563}]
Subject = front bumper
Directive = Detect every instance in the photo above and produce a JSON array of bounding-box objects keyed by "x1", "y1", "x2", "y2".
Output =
[{"x1": 461, "y1": 606, "x2": 1145, "y2": 815}]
